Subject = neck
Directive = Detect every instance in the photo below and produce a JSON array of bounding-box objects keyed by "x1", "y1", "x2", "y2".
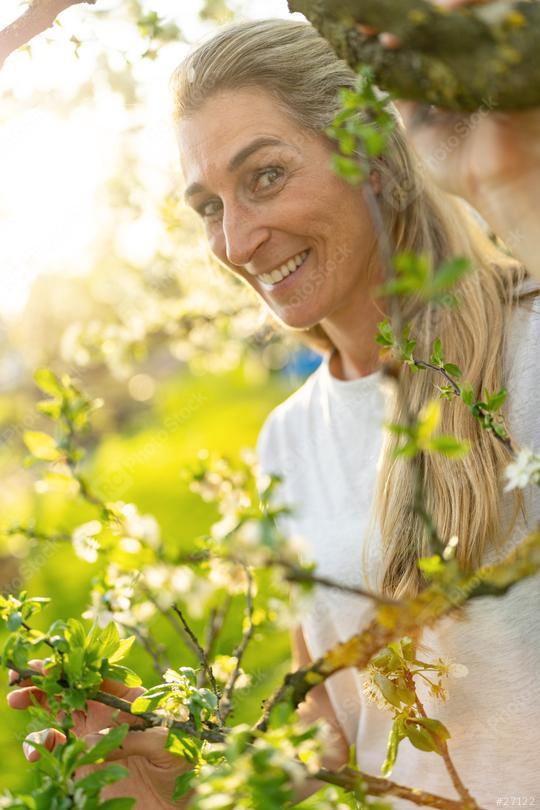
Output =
[{"x1": 321, "y1": 283, "x2": 385, "y2": 382}]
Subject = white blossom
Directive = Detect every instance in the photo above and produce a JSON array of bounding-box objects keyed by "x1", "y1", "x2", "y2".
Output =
[
  {"x1": 72, "y1": 520, "x2": 102, "y2": 563},
  {"x1": 504, "y1": 448, "x2": 540, "y2": 492},
  {"x1": 448, "y1": 662, "x2": 469, "y2": 678},
  {"x1": 113, "y1": 502, "x2": 161, "y2": 548}
]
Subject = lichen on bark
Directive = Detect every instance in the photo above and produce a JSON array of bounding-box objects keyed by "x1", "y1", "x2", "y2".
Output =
[{"x1": 288, "y1": 0, "x2": 540, "y2": 111}]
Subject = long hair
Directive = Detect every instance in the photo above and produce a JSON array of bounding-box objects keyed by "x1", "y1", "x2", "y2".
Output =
[{"x1": 171, "y1": 18, "x2": 532, "y2": 598}]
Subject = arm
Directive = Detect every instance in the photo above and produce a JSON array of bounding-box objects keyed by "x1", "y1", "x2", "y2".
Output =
[{"x1": 291, "y1": 625, "x2": 350, "y2": 804}]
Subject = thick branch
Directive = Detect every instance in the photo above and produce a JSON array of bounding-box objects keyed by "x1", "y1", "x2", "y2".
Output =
[
  {"x1": 257, "y1": 527, "x2": 540, "y2": 730},
  {"x1": 0, "y1": 0, "x2": 96, "y2": 68},
  {"x1": 288, "y1": 0, "x2": 540, "y2": 111}
]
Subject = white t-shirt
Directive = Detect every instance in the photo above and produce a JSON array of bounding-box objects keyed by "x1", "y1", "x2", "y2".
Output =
[{"x1": 256, "y1": 294, "x2": 540, "y2": 809}]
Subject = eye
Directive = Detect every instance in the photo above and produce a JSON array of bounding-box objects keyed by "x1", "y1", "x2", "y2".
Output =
[
  {"x1": 196, "y1": 198, "x2": 222, "y2": 220},
  {"x1": 253, "y1": 166, "x2": 284, "y2": 192}
]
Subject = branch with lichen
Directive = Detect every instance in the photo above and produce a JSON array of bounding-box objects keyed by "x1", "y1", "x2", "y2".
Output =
[
  {"x1": 288, "y1": 0, "x2": 540, "y2": 111},
  {"x1": 256, "y1": 526, "x2": 540, "y2": 731}
]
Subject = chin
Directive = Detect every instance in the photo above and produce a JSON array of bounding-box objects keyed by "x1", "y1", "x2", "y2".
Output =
[{"x1": 267, "y1": 304, "x2": 327, "y2": 332}]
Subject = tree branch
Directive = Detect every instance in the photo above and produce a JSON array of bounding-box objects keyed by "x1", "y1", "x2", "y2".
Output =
[
  {"x1": 0, "y1": 0, "x2": 96, "y2": 68},
  {"x1": 319, "y1": 765, "x2": 485, "y2": 810},
  {"x1": 171, "y1": 601, "x2": 222, "y2": 719},
  {"x1": 256, "y1": 527, "x2": 540, "y2": 731},
  {"x1": 288, "y1": 0, "x2": 540, "y2": 111},
  {"x1": 220, "y1": 565, "x2": 255, "y2": 721},
  {"x1": 9, "y1": 660, "x2": 479, "y2": 808}
]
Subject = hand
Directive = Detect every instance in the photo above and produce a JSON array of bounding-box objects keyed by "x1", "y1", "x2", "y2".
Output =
[{"x1": 7, "y1": 659, "x2": 192, "y2": 809}]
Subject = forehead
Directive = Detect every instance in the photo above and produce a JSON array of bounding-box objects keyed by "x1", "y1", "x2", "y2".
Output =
[{"x1": 177, "y1": 87, "x2": 307, "y2": 182}]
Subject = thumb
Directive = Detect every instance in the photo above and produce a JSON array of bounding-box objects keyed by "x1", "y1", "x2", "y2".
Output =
[
  {"x1": 83, "y1": 726, "x2": 190, "y2": 770},
  {"x1": 23, "y1": 727, "x2": 67, "y2": 762}
]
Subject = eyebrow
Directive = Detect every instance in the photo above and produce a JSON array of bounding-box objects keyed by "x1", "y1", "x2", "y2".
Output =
[{"x1": 184, "y1": 136, "x2": 288, "y2": 201}]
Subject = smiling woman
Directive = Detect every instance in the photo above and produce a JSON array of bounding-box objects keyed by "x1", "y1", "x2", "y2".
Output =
[
  {"x1": 7, "y1": 12, "x2": 540, "y2": 809},
  {"x1": 167, "y1": 15, "x2": 540, "y2": 807}
]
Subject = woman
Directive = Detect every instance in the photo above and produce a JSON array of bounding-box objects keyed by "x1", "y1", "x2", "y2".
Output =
[{"x1": 8, "y1": 13, "x2": 540, "y2": 809}]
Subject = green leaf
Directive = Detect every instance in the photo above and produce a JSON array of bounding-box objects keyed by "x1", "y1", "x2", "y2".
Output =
[
  {"x1": 99, "y1": 800, "x2": 136, "y2": 810},
  {"x1": 77, "y1": 724, "x2": 130, "y2": 766},
  {"x1": 443, "y1": 363, "x2": 462, "y2": 379},
  {"x1": 330, "y1": 154, "x2": 364, "y2": 185},
  {"x1": 404, "y1": 723, "x2": 436, "y2": 752},
  {"x1": 173, "y1": 770, "x2": 196, "y2": 800},
  {"x1": 23, "y1": 432, "x2": 60, "y2": 462},
  {"x1": 431, "y1": 257, "x2": 471, "y2": 294},
  {"x1": 485, "y1": 388, "x2": 507, "y2": 411},
  {"x1": 86, "y1": 622, "x2": 121, "y2": 661},
  {"x1": 108, "y1": 635, "x2": 136, "y2": 665},
  {"x1": 130, "y1": 691, "x2": 168, "y2": 714},
  {"x1": 166, "y1": 729, "x2": 202, "y2": 764},
  {"x1": 373, "y1": 673, "x2": 402, "y2": 708},
  {"x1": 430, "y1": 338, "x2": 443, "y2": 367},
  {"x1": 34, "y1": 368, "x2": 62, "y2": 396},
  {"x1": 105, "y1": 664, "x2": 142, "y2": 688},
  {"x1": 382, "y1": 719, "x2": 404, "y2": 776},
  {"x1": 74, "y1": 763, "x2": 129, "y2": 793},
  {"x1": 428, "y1": 436, "x2": 470, "y2": 458},
  {"x1": 460, "y1": 383, "x2": 474, "y2": 406},
  {"x1": 7, "y1": 611, "x2": 23, "y2": 631},
  {"x1": 415, "y1": 717, "x2": 450, "y2": 752}
]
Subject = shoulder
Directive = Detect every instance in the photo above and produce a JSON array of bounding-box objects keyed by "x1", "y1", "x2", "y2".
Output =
[
  {"x1": 506, "y1": 289, "x2": 540, "y2": 383},
  {"x1": 505, "y1": 288, "x2": 540, "y2": 450},
  {"x1": 255, "y1": 362, "x2": 325, "y2": 477}
]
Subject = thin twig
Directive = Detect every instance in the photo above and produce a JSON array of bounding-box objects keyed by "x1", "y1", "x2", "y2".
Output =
[
  {"x1": 220, "y1": 566, "x2": 255, "y2": 722},
  {"x1": 413, "y1": 688, "x2": 479, "y2": 809},
  {"x1": 197, "y1": 599, "x2": 232, "y2": 689},
  {"x1": 170, "y1": 602, "x2": 222, "y2": 718},
  {"x1": 317, "y1": 765, "x2": 486, "y2": 810},
  {"x1": 282, "y1": 565, "x2": 398, "y2": 605},
  {"x1": 115, "y1": 620, "x2": 169, "y2": 677},
  {"x1": 144, "y1": 592, "x2": 201, "y2": 659},
  {"x1": 413, "y1": 359, "x2": 461, "y2": 396}
]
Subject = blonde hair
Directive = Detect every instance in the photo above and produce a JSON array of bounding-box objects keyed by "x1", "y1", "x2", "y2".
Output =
[{"x1": 171, "y1": 18, "x2": 532, "y2": 598}]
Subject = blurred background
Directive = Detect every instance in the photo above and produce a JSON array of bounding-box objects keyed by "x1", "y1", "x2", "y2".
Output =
[{"x1": 0, "y1": 0, "x2": 323, "y2": 793}]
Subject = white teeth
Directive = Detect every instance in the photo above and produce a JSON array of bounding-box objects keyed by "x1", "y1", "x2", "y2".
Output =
[{"x1": 260, "y1": 250, "x2": 308, "y2": 286}]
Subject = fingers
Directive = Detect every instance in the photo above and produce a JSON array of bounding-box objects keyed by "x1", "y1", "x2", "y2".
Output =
[
  {"x1": 23, "y1": 727, "x2": 67, "y2": 762},
  {"x1": 8, "y1": 658, "x2": 49, "y2": 687},
  {"x1": 7, "y1": 685, "x2": 49, "y2": 710},
  {"x1": 355, "y1": 0, "x2": 479, "y2": 51},
  {"x1": 97, "y1": 678, "x2": 145, "y2": 704},
  {"x1": 83, "y1": 726, "x2": 189, "y2": 769}
]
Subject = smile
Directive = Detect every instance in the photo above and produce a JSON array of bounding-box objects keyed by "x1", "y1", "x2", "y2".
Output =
[{"x1": 259, "y1": 250, "x2": 310, "y2": 287}]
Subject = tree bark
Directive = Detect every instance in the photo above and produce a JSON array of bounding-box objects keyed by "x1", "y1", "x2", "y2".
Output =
[
  {"x1": 288, "y1": 0, "x2": 540, "y2": 111},
  {"x1": 0, "y1": 0, "x2": 96, "y2": 68}
]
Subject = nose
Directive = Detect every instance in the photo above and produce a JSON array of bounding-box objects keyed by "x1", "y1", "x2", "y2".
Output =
[{"x1": 221, "y1": 201, "x2": 271, "y2": 268}]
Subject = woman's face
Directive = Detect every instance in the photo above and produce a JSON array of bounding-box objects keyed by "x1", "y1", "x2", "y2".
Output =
[{"x1": 178, "y1": 87, "x2": 381, "y2": 331}]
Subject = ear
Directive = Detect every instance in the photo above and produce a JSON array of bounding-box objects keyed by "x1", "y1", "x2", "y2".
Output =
[{"x1": 368, "y1": 166, "x2": 382, "y2": 195}]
